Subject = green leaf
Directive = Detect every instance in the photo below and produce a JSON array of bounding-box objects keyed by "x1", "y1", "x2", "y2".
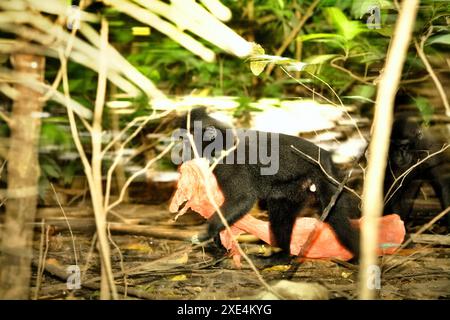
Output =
[
  {"x1": 299, "y1": 33, "x2": 344, "y2": 42},
  {"x1": 249, "y1": 43, "x2": 267, "y2": 76},
  {"x1": 69, "y1": 79, "x2": 85, "y2": 91},
  {"x1": 40, "y1": 123, "x2": 59, "y2": 145},
  {"x1": 426, "y1": 34, "x2": 450, "y2": 46},
  {"x1": 373, "y1": 26, "x2": 393, "y2": 37},
  {"x1": 277, "y1": 0, "x2": 284, "y2": 9},
  {"x1": 38, "y1": 177, "x2": 50, "y2": 200},
  {"x1": 62, "y1": 164, "x2": 77, "y2": 186},
  {"x1": 304, "y1": 54, "x2": 339, "y2": 65},
  {"x1": 414, "y1": 97, "x2": 434, "y2": 125},
  {"x1": 344, "y1": 84, "x2": 376, "y2": 103},
  {"x1": 250, "y1": 60, "x2": 269, "y2": 76},
  {"x1": 351, "y1": 0, "x2": 394, "y2": 19},
  {"x1": 299, "y1": 33, "x2": 347, "y2": 51},
  {"x1": 41, "y1": 163, "x2": 61, "y2": 178},
  {"x1": 149, "y1": 69, "x2": 160, "y2": 82},
  {"x1": 326, "y1": 7, "x2": 366, "y2": 40}
]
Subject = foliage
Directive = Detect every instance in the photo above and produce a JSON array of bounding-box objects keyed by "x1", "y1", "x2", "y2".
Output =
[{"x1": 1, "y1": 0, "x2": 448, "y2": 198}]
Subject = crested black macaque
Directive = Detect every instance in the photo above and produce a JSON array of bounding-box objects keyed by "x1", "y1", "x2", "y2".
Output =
[
  {"x1": 174, "y1": 108, "x2": 361, "y2": 257},
  {"x1": 385, "y1": 115, "x2": 450, "y2": 226}
]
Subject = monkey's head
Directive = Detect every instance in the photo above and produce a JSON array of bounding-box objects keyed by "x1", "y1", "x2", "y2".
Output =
[
  {"x1": 171, "y1": 107, "x2": 235, "y2": 162},
  {"x1": 389, "y1": 117, "x2": 426, "y2": 168}
]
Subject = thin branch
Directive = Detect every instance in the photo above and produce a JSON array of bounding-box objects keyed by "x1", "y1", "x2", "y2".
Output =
[
  {"x1": 80, "y1": 232, "x2": 97, "y2": 282},
  {"x1": 183, "y1": 109, "x2": 283, "y2": 299},
  {"x1": 0, "y1": 66, "x2": 92, "y2": 119},
  {"x1": 33, "y1": 220, "x2": 46, "y2": 300},
  {"x1": 107, "y1": 224, "x2": 128, "y2": 298},
  {"x1": 50, "y1": 183, "x2": 78, "y2": 266},
  {"x1": 58, "y1": 48, "x2": 92, "y2": 193},
  {"x1": 58, "y1": 22, "x2": 118, "y2": 299},
  {"x1": 0, "y1": 160, "x2": 6, "y2": 180},
  {"x1": 40, "y1": 0, "x2": 86, "y2": 103},
  {"x1": 384, "y1": 144, "x2": 450, "y2": 205},
  {"x1": 101, "y1": 111, "x2": 172, "y2": 158},
  {"x1": 90, "y1": 19, "x2": 117, "y2": 300},
  {"x1": 101, "y1": 117, "x2": 147, "y2": 157},
  {"x1": 279, "y1": 66, "x2": 366, "y2": 144},
  {"x1": 400, "y1": 73, "x2": 431, "y2": 84},
  {"x1": 106, "y1": 141, "x2": 175, "y2": 213},
  {"x1": 307, "y1": 70, "x2": 366, "y2": 142},
  {"x1": 34, "y1": 225, "x2": 50, "y2": 300},
  {"x1": 290, "y1": 145, "x2": 361, "y2": 199},
  {"x1": 103, "y1": 110, "x2": 174, "y2": 209},
  {"x1": 330, "y1": 56, "x2": 377, "y2": 85},
  {"x1": 414, "y1": 36, "x2": 450, "y2": 116},
  {"x1": 265, "y1": 0, "x2": 320, "y2": 75},
  {"x1": 358, "y1": 0, "x2": 419, "y2": 300},
  {"x1": 382, "y1": 205, "x2": 450, "y2": 274},
  {"x1": 0, "y1": 110, "x2": 11, "y2": 125},
  {"x1": 280, "y1": 66, "x2": 335, "y2": 104}
]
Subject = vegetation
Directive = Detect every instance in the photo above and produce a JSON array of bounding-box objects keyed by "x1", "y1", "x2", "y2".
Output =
[{"x1": 0, "y1": 0, "x2": 448, "y2": 300}]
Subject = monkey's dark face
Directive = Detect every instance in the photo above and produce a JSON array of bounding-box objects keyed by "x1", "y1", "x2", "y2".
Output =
[
  {"x1": 172, "y1": 108, "x2": 235, "y2": 162},
  {"x1": 389, "y1": 119, "x2": 425, "y2": 169},
  {"x1": 391, "y1": 143, "x2": 414, "y2": 168}
]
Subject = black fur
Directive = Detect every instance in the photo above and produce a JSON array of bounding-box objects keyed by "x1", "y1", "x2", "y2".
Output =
[
  {"x1": 176, "y1": 108, "x2": 361, "y2": 256},
  {"x1": 385, "y1": 115, "x2": 450, "y2": 225}
]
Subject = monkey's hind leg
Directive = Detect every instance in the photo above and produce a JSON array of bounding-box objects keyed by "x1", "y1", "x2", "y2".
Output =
[{"x1": 267, "y1": 198, "x2": 306, "y2": 252}]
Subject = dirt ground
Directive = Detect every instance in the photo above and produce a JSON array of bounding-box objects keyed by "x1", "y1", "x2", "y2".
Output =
[{"x1": 30, "y1": 202, "x2": 450, "y2": 300}]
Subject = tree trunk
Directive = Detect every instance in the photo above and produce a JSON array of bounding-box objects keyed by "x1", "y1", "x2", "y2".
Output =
[{"x1": 0, "y1": 54, "x2": 45, "y2": 299}]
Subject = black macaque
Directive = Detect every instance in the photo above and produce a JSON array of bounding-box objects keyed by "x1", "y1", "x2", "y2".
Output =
[
  {"x1": 385, "y1": 115, "x2": 450, "y2": 226},
  {"x1": 175, "y1": 108, "x2": 361, "y2": 257}
]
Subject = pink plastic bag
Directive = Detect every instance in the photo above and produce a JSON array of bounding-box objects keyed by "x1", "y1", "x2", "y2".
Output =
[{"x1": 170, "y1": 160, "x2": 405, "y2": 267}]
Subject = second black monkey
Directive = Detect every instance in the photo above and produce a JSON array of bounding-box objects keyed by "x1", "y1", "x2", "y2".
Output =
[{"x1": 385, "y1": 115, "x2": 450, "y2": 225}]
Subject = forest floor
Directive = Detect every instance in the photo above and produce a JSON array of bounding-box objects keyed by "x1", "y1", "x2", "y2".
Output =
[{"x1": 30, "y1": 201, "x2": 450, "y2": 300}]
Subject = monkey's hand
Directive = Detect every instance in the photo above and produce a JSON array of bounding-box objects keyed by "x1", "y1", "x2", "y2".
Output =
[
  {"x1": 191, "y1": 234, "x2": 201, "y2": 245},
  {"x1": 191, "y1": 232, "x2": 211, "y2": 245}
]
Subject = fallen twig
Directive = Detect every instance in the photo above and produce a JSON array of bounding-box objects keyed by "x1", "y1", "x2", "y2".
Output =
[{"x1": 410, "y1": 234, "x2": 450, "y2": 246}]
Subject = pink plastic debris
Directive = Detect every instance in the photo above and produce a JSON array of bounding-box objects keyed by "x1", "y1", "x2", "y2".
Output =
[{"x1": 170, "y1": 160, "x2": 406, "y2": 267}]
